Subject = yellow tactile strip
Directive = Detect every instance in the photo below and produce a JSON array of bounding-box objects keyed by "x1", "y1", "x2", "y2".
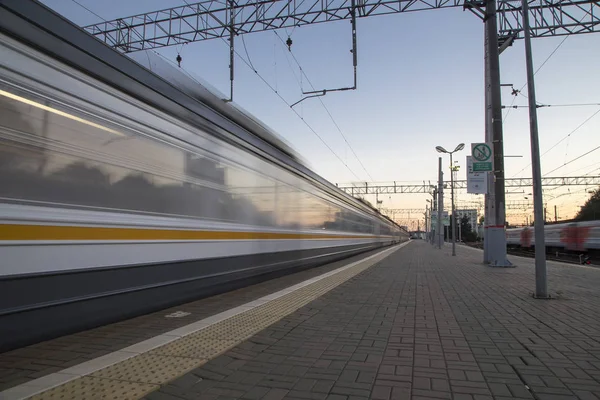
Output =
[
  {"x1": 24, "y1": 244, "x2": 405, "y2": 400},
  {"x1": 29, "y1": 377, "x2": 157, "y2": 400}
]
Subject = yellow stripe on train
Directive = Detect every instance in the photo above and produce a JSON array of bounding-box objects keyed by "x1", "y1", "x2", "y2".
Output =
[{"x1": 0, "y1": 224, "x2": 388, "y2": 241}]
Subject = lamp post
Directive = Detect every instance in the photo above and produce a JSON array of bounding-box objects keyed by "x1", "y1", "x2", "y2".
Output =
[
  {"x1": 436, "y1": 143, "x2": 465, "y2": 256},
  {"x1": 426, "y1": 199, "x2": 432, "y2": 243}
]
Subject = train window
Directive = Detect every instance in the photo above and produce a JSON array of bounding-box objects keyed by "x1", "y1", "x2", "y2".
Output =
[{"x1": 0, "y1": 74, "x2": 385, "y2": 235}]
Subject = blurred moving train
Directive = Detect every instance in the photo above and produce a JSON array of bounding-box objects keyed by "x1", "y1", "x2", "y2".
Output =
[
  {"x1": 506, "y1": 221, "x2": 600, "y2": 259},
  {"x1": 0, "y1": 1, "x2": 408, "y2": 351}
]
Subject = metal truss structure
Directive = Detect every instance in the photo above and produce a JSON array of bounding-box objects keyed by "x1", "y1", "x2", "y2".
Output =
[
  {"x1": 456, "y1": 200, "x2": 544, "y2": 209},
  {"x1": 337, "y1": 175, "x2": 600, "y2": 195},
  {"x1": 380, "y1": 208, "x2": 426, "y2": 214},
  {"x1": 382, "y1": 200, "x2": 544, "y2": 217},
  {"x1": 497, "y1": 0, "x2": 600, "y2": 38},
  {"x1": 84, "y1": 0, "x2": 600, "y2": 53}
]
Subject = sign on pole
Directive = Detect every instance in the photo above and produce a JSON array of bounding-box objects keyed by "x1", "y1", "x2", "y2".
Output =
[
  {"x1": 466, "y1": 156, "x2": 488, "y2": 194},
  {"x1": 432, "y1": 212, "x2": 449, "y2": 227},
  {"x1": 471, "y1": 143, "x2": 493, "y2": 172}
]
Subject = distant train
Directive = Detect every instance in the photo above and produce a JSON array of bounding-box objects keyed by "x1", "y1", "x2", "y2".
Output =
[{"x1": 506, "y1": 221, "x2": 600, "y2": 259}]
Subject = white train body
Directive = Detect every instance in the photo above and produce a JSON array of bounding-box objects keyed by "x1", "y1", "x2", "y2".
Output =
[{"x1": 0, "y1": 1, "x2": 408, "y2": 351}]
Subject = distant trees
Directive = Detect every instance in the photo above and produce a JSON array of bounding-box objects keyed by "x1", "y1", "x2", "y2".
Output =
[
  {"x1": 459, "y1": 215, "x2": 478, "y2": 242},
  {"x1": 574, "y1": 187, "x2": 600, "y2": 221},
  {"x1": 446, "y1": 214, "x2": 479, "y2": 242}
]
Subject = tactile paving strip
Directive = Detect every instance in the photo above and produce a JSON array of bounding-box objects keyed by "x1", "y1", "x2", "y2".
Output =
[
  {"x1": 150, "y1": 337, "x2": 239, "y2": 359},
  {"x1": 27, "y1": 245, "x2": 399, "y2": 399},
  {"x1": 28, "y1": 377, "x2": 157, "y2": 400},
  {"x1": 91, "y1": 354, "x2": 202, "y2": 384}
]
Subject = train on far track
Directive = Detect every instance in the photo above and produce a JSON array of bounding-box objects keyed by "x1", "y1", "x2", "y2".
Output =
[
  {"x1": 0, "y1": 1, "x2": 408, "y2": 351},
  {"x1": 506, "y1": 220, "x2": 600, "y2": 262}
]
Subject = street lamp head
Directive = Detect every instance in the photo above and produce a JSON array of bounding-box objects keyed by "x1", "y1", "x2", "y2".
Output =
[
  {"x1": 435, "y1": 146, "x2": 447, "y2": 153},
  {"x1": 454, "y1": 143, "x2": 465, "y2": 152}
]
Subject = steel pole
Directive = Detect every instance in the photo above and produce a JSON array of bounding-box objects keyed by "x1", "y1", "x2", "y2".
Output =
[
  {"x1": 485, "y1": 0, "x2": 511, "y2": 267},
  {"x1": 431, "y1": 190, "x2": 437, "y2": 245},
  {"x1": 483, "y1": 25, "x2": 491, "y2": 264},
  {"x1": 522, "y1": 0, "x2": 548, "y2": 298},
  {"x1": 425, "y1": 204, "x2": 429, "y2": 242},
  {"x1": 438, "y1": 157, "x2": 444, "y2": 249},
  {"x1": 450, "y1": 152, "x2": 456, "y2": 256}
]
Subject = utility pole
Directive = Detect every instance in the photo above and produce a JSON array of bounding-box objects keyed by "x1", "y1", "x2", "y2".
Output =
[
  {"x1": 483, "y1": 25, "x2": 490, "y2": 263},
  {"x1": 450, "y1": 152, "x2": 457, "y2": 256},
  {"x1": 555, "y1": 205, "x2": 558, "y2": 222},
  {"x1": 437, "y1": 157, "x2": 444, "y2": 249},
  {"x1": 431, "y1": 188, "x2": 438, "y2": 245},
  {"x1": 523, "y1": 0, "x2": 548, "y2": 298},
  {"x1": 485, "y1": 0, "x2": 512, "y2": 267},
  {"x1": 425, "y1": 205, "x2": 429, "y2": 241}
]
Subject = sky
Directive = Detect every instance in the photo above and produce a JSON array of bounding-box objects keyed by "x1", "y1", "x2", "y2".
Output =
[{"x1": 41, "y1": 0, "x2": 600, "y2": 228}]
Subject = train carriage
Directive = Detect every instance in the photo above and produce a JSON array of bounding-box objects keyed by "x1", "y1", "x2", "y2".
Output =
[
  {"x1": 506, "y1": 220, "x2": 600, "y2": 255},
  {"x1": 0, "y1": 0, "x2": 408, "y2": 351}
]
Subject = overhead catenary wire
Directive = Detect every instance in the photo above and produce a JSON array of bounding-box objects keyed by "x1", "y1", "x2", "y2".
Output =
[
  {"x1": 510, "y1": 33, "x2": 572, "y2": 110},
  {"x1": 216, "y1": 36, "x2": 362, "y2": 180},
  {"x1": 503, "y1": 102, "x2": 600, "y2": 109},
  {"x1": 544, "y1": 144, "x2": 600, "y2": 176},
  {"x1": 272, "y1": 30, "x2": 374, "y2": 181},
  {"x1": 70, "y1": 0, "x2": 106, "y2": 22},
  {"x1": 502, "y1": 95, "x2": 518, "y2": 122},
  {"x1": 181, "y1": 0, "x2": 360, "y2": 181},
  {"x1": 510, "y1": 107, "x2": 600, "y2": 178},
  {"x1": 75, "y1": 0, "x2": 361, "y2": 181},
  {"x1": 506, "y1": 17, "x2": 586, "y2": 179},
  {"x1": 563, "y1": 160, "x2": 600, "y2": 175},
  {"x1": 277, "y1": 39, "x2": 305, "y2": 90}
]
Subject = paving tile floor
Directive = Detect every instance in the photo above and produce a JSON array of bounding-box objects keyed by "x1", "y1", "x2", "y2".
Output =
[
  {"x1": 146, "y1": 241, "x2": 600, "y2": 400},
  {"x1": 0, "y1": 248, "x2": 387, "y2": 392}
]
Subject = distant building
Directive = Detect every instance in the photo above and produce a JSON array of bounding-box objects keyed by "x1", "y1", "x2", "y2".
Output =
[{"x1": 454, "y1": 209, "x2": 478, "y2": 231}]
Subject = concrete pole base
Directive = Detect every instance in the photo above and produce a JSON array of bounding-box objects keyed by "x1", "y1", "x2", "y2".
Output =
[{"x1": 486, "y1": 227, "x2": 515, "y2": 268}]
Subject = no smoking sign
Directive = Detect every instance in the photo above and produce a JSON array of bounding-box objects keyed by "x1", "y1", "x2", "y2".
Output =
[{"x1": 471, "y1": 143, "x2": 493, "y2": 172}]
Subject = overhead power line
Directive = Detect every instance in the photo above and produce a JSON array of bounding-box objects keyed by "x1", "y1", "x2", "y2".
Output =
[
  {"x1": 503, "y1": 18, "x2": 583, "y2": 130},
  {"x1": 272, "y1": 31, "x2": 374, "y2": 181},
  {"x1": 503, "y1": 102, "x2": 600, "y2": 109},
  {"x1": 511, "y1": 107, "x2": 600, "y2": 178},
  {"x1": 71, "y1": 0, "x2": 361, "y2": 180},
  {"x1": 544, "y1": 144, "x2": 600, "y2": 176},
  {"x1": 216, "y1": 35, "x2": 361, "y2": 179},
  {"x1": 70, "y1": 0, "x2": 104, "y2": 21}
]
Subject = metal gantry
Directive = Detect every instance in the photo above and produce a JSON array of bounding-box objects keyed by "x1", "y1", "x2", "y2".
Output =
[
  {"x1": 336, "y1": 175, "x2": 600, "y2": 195},
  {"x1": 498, "y1": 0, "x2": 600, "y2": 37},
  {"x1": 83, "y1": 0, "x2": 600, "y2": 52},
  {"x1": 380, "y1": 208, "x2": 427, "y2": 214},
  {"x1": 456, "y1": 200, "x2": 545, "y2": 210},
  {"x1": 382, "y1": 199, "x2": 546, "y2": 216}
]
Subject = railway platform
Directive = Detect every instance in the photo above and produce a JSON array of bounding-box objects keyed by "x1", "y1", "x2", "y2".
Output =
[{"x1": 2, "y1": 240, "x2": 600, "y2": 400}]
